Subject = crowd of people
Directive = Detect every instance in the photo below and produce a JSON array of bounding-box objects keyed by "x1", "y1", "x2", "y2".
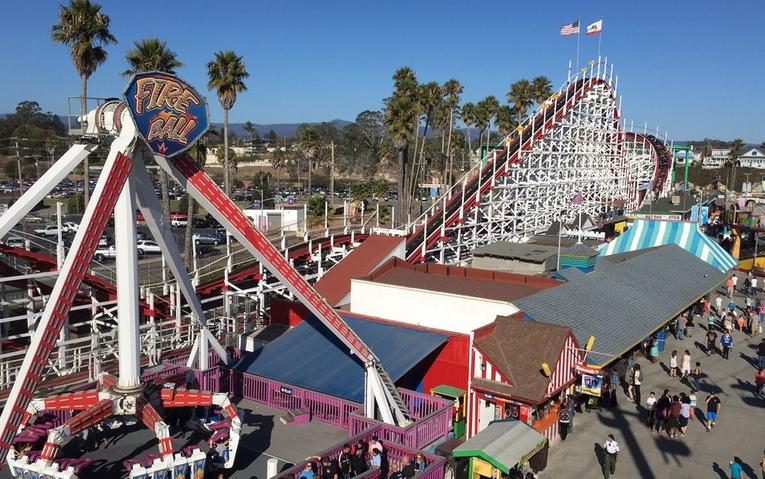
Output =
[{"x1": 297, "y1": 436, "x2": 427, "y2": 479}]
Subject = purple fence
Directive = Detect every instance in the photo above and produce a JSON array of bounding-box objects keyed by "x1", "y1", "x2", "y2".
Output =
[
  {"x1": 348, "y1": 389, "x2": 452, "y2": 449},
  {"x1": 237, "y1": 372, "x2": 361, "y2": 428}
]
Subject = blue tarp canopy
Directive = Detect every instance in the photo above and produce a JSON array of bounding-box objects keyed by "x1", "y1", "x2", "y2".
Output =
[{"x1": 232, "y1": 314, "x2": 447, "y2": 402}]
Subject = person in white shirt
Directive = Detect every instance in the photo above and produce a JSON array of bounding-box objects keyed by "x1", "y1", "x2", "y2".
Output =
[
  {"x1": 715, "y1": 296, "x2": 723, "y2": 314},
  {"x1": 751, "y1": 277, "x2": 758, "y2": 296},
  {"x1": 646, "y1": 391, "x2": 657, "y2": 427},
  {"x1": 602, "y1": 434, "x2": 619, "y2": 478}
]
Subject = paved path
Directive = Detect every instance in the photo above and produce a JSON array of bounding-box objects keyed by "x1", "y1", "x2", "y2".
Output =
[{"x1": 541, "y1": 282, "x2": 765, "y2": 479}]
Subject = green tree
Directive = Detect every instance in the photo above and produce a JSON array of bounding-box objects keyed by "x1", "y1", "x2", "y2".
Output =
[
  {"x1": 385, "y1": 67, "x2": 419, "y2": 217},
  {"x1": 244, "y1": 121, "x2": 259, "y2": 141},
  {"x1": 507, "y1": 79, "x2": 533, "y2": 124},
  {"x1": 495, "y1": 105, "x2": 517, "y2": 137},
  {"x1": 476, "y1": 96, "x2": 499, "y2": 151},
  {"x1": 207, "y1": 50, "x2": 250, "y2": 195},
  {"x1": 531, "y1": 76, "x2": 553, "y2": 105},
  {"x1": 51, "y1": 0, "x2": 116, "y2": 207},
  {"x1": 460, "y1": 102, "x2": 476, "y2": 154},
  {"x1": 297, "y1": 124, "x2": 321, "y2": 195},
  {"x1": 442, "y1": 79, "x2": 463, "y2": 183},
  {"x1": 270, "y1": 147, "x2": 288, "y2": 186},
  {"x1": 123, "y1": 38, "x2": 182, "y2": 75},
  {"x1": 729, "y1": 138, "x2": 745, "y2": 189},
  {"x1": 122, "y1": 38, "x2": 182, "y2": 225},
  {"x1": 306, "y1": 195, "x2": 327, "y2": 219}
]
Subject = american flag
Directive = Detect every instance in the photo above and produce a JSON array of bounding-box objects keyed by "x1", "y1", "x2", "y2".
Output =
[{"x1": 560, "y1": 20, "x2": 580, "y2": 36}]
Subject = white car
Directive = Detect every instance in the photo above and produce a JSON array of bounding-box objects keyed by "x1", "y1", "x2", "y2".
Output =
[
  {"x1": 63, "y1": 221, "x2": 79, "y2": 233},
  {"x1": 33, "y1": 225, "x2": 61, "y2": 237},
  {"x1": 136, "y1": 240, "x2": 161, "y2": 254},
  {"x1": 93, "y1": 246, "x2": 145, "y2": 262},
  {"x1": 4, "y1": 236, "x2": 25, "y2": 248}
]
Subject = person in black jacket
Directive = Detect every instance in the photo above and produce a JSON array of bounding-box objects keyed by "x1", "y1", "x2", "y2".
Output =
[
  {"x1": 337, "y1": 444, "x2": 353, "y2": 479},
  {"x1": 401, "y1": 456, "x2": 415, "y2": 479},
  {"x1": 350, "y1": 444, "x2": 367, "y2": 476}
]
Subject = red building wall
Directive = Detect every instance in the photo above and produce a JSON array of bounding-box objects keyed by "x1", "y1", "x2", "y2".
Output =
[
  {"x1": 421, "y1": 333, "x2": 470, "y2": 394},
  {"x1": 269, "y1": 298, "x2": 310, "y2": 327}
]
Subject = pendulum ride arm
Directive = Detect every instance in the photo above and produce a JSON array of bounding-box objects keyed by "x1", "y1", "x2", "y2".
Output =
[
  {"x1": 0, "y1": 143, "x2": 97, "y2": 239},
  {"x1": 19, "y1": 391, "x2": 106, "y2": 432},
  {"x1": 160, "y1": 387, "x2": 241, "y2": 469},
  {"x1": 0, "y1": 134, "x2": 136, "y2": 465},
  {"x1": 39, "y1": 399, "x2": 112, "y2": 463},
  {"x1": 130, "y1": 151, "x2": 227, "y2": 367},
  {"x1": 154, "y1": 153, "x2": 409, "y2": 426},
  {"x1": 135, "y1": 397, "x2": 173, "y2": 458}
]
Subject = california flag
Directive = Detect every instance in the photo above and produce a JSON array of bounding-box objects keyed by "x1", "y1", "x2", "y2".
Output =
[{"x1": 587, "y1": 19, "x2": 603, "y2": 36}]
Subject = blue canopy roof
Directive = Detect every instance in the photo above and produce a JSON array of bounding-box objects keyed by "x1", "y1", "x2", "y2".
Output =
[
  {"x1": 232, "y1": 314, "x2": 447, "y2": 402},
  {"x1": 599, "y1": 220, "x2": 737, "y2": 272}
]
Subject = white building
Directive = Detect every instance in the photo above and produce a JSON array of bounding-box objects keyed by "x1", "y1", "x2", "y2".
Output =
[
  {"x1": 738, "y1": 147, "x2": 765, "y2": 169},
  {"x1": 702, "y1": 148, "x2": 729, "y2": 169},
  {"x1": 242, "y1": 206, "x2": 305, "y2": 233}
]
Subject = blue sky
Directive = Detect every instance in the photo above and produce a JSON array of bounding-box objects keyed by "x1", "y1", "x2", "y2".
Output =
[{"x1": 0, "y1": 0, "x2": 762, "y2": 141}]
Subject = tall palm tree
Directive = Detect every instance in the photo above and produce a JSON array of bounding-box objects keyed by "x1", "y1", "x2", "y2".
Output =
[
  {"x1": 184, "y1": 139, "x2": 208, "y2": 271},
  {"x1": 122, "y1": 38, "x2": 183, "y2": 224},
  {"x1": 442, "y1": 79, "x2": 463, "y2": 183},
  {"x1": 507, "y1": 79, "x2": 534, "y2": 124},
  {"x1": 417, "y1": 82, "x2": 442, "y2": 168},
  {"x1": 385, "y1": 93, "x2": 418, "y2": 217},
  {"x1": 476, "y1": 96, "x2": 499, "y2": 151},
  {"x1": 207, "y1": 50, "x2": 250, "y2": 196},
  {"x1": 729, "y1": 138, "x2": 745, "y2": 190},
  {"x1": 495, "y1": 105, "x2": 516, "y2": 137},
  {"x1": 297, "y1": 125, "x2": 320, "y2": 196},
  {"x1": 123, "y1": 38, "x2": 182, "y2": 75},
  {"x1": 271, "y1": 147, "x2": 288, "y2": 187},
  {"x1": 460, "y1": 102, "x2": 476, "y2": 154},
  {"x1": 530, "y1": 76, "x2": 553, "y2": 106},
  {"x1": 51, "y1": 0, "x2": 116, "y2": 207}
]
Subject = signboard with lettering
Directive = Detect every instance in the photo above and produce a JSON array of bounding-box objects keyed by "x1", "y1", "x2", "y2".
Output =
[
  {"x1": 123, "y1": 72, "x2": 209, "y2": 158},
  {"x1": 280, "y1": 386, "x2": 293, "y2": 396}
]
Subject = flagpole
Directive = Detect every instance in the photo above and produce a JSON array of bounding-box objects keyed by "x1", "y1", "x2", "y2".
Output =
[
  {"x1": 576, "y1": 18, "x2": 581, "y2": 71},
  {"x1": 597, "y1": 18, "x2": 603, "y2": 59}
]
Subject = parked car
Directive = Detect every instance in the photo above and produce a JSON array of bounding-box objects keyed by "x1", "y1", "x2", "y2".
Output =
[
  {"x1": 98, "y1": 236, "x2": 111, "y2": 247},
  {"x1": 136, "y1": 240, "x2": 161, "y2": 254},
  {"x1": 170, "y1": 214, "x2": 188, "y2": 227},
  {"x1": 195, "y1": 245, "x2": 221, "y2": 257},
  {"x1": 4, "y1": 236, "x2": 25, "y2": 248},
  {"x1": 62, "y1": 221, "x2": 79, "y2": 233},
  {"x1": 33, "y1": 225, "x2": 62, "y2": 237},
  {"x1": 193, "y1": 229, "x2": 226, "y2": 245},
  {"x1": 93, "y1": 246, "x2": 145, "y2": 262},
  {"x1": 25, "y1": 215, "x2": 45, "y2": 223}
]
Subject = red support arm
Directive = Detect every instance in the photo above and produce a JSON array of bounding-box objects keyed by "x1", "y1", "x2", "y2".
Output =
[
  {"x1": 0, "y1": 152, "x2": 133, "y2": 464},
  {"x1": 40, "y1": 399, "x2": 112, "y2": 462},
  {"x1": 135, "y1": 397, "x2": 174, "y2": 457},
  {"x1": 42, "y1": 391, "x2": 102, "y2": 411}
]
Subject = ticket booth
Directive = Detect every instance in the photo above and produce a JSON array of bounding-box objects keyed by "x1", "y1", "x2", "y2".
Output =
[{"x1": 431, "y1": 384, "x2": 467, "y2": 438}]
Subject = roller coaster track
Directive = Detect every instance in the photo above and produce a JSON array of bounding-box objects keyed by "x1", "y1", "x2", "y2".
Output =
[{"x1": 405, "y1": 71, "x2": 620, "y2": 262}]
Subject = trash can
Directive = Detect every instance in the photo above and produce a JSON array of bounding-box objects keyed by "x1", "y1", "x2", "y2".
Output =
[
  {"x1": 656, "y1": 331, "x2": 666, "y2": 353},
  {"x1": 528, "y1": 442, "x2": 549, "y2": 471}
]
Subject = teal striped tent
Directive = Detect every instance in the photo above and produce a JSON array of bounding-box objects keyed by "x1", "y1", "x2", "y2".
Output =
[{"x1": 599, "y1": 220, "x2": 737, "y2": 272}]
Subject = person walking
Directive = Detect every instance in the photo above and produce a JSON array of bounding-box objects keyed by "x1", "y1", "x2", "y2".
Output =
[
  {"x1": 653, "y1": 389, "x2": 671, "y2": 434},
  {"x1": 681, "y1": 350, "x2": 692, "y2": 380},
  {"x1": 669, "y1": 351, "x2": 678, "y2": 378},
  {"x1": 724, "y1": 313, "x2": 734, "y2": 332},
  {"x1": 721, "y1": 331, "x2": 733, "y2": 360},
  {"x1": 691, "y1": 362, "x2": 702, "y2": 391},
  {"x1": 649, "y1": 337, "x2": 659, "y2": 363},
  {"x1": 732, "y1": 274, "x2": 739, "y2": 294},
  {"x1": 668, "y1": 395, "x2": 682, "y2": 437},
  {"x1": 705, "y1": 393, "x2": 722, "y2": 430},
  {"x1": 678, "y1": 395, "x2": 691, "y2": 436},
  {"x1": 558, "y1": 400, "x2": 572, "y2": 440},
  {"x1": 632, "y1": 364, "x2": 642, "y2": 406},
  {"x1": 706, "y1": 328, "x2": 718, "y2": 356},
  {"x1": 758, "y1": 339, "x2": 765, "y2": 369},
  {"x1": 677, "y1": 315, "x2": 687, "y2": 340},
  {"x1": 646, "y1": 391, "x2": 657, "y2": 427},
  {"x1": 752, "y1": 276, "x2": 759, "y2": 297},
  {"x1": 715, "y1": 295, "x2": 723, "y2": 314},
  {"x1": 729, "y1": 458, "x2": 743, "y2": 479},
  {"x1": 602, "y1": 434, "x2": 619, "y2": 478},
  {"x1": 755, "y1": 368, "x2": 765, "y2": 399},
  {"x1": 688, "y1": 389, "x2": 698, "y2": 421},
  {"x1": 727, "y1": 276, "x2": 735, "y2": 299}
]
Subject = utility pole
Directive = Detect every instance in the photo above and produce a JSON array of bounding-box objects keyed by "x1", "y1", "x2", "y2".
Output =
[
  {"x1": 329, "y1": 141, "x2": 335, "y2": 210},
  {"x1": 15, "y1": 138, "x2": 23, "y2": 194}
]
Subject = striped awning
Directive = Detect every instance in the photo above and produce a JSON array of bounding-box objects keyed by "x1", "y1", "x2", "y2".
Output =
[{"x1": 599, "y1": 220, "x2": 737, "y2": 272}]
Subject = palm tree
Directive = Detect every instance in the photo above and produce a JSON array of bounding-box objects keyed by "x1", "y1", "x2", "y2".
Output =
[
  {"x1": 184, "y1": 139, "x2": 208, "y2": 271},
  {"x1": 476, "y1": 96, "x2": 499, "y2": 151},
  {"x1": 385, "y1": 93, "x2": 418, "y2": 217},
  {"x1": 123, "y1": 38, "x2": 182, "y2": 75},
  {"x1": 207, "y1": 50, "x2": 250, "y2": 196},
  {"x1": 530, "y1": 76, "x2": 553, "y2": 106},
  {"x1": 460, "y1": 102, "x2": 476, "y2": 154},
  {"x1": 729, "y1": 138, "x2": 745, "y2": 190},
  {"x1": 51, "y1": 0, "x2": 116, "y2": 207},
  {"x1": 297, "y1": 125, "x2": 320, "y2": 196},
  {"x1": 417, "y1": 82, "x2": 442, "y2": 167},
  {"x1": 495, "y1": 105, "x2": 516, "y2": 137},
  {"x1": 507, "y1": 79, "x2": 534, "y2": 124},
  {"x1": 271, "y1": 147, "x2": 288, "y2": 187},
  {"x1": 122, "y1": 38, "x2": 183, "y2": 224},
  {"x1": 442, "y1": 79, "x2": 463, "y2": 183}
]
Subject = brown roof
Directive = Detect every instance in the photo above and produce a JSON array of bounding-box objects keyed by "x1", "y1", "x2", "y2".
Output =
[
  {"x1": 362, "y1": 258, "x2": 560, "y2": 303},
  {"x1": 474, "y1": 315, "x2": 572, "y2": 404},
  {"x1": 315, "y1": 235, "x2": 405, "y2": 306}
]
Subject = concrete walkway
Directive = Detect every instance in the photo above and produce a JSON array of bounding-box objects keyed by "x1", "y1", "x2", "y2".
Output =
[{"x1": 541, "y1": 284, "x2": 765, "y2": 479}]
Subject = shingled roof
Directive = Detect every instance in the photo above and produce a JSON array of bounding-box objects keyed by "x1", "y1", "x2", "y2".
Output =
[
  {"x1": 515, "y1": 244, "x2": 725, "y2": 367},
  {"x1": 474, "y1": 315, "x2": 572, "y2": 404}
]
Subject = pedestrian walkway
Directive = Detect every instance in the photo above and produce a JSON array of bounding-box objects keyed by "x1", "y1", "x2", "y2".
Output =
[{"x1": 540, "y1": 281, "x2": 765, "y2": 479}]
